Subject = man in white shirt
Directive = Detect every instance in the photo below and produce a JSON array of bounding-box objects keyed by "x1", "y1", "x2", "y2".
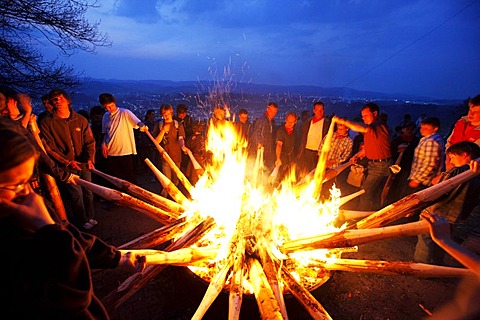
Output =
[
  {"x1": 100, "y1": 93, "x2": 147, "y2": 184},
  {"x1": 297, "y1": 101, "x2": 331, "y2": 177}
]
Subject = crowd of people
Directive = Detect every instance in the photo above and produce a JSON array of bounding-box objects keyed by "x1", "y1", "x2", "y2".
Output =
[{"x1": 1, "y1": 85, "x2": 480, "y2": 318}]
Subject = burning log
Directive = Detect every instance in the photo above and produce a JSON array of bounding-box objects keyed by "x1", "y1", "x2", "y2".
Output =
[
  {"x1": 144, "y1": 158, "x2": 189, "y2": 205},
  {"x1": 229, "y1": 237, "x2": 246, "y2": 320},
  {"x1": 258, "y1": 245, "x2": 288, "y2": 320},
  {"x1": 247, "y1": 258, "x2": 284, "y2": 320},
  {"x1": 104, "y1": 217, "x2": 216, "y2": 310},
  {"x1": 313, "y1": 120, "x2": 336, "y2": 198},
  {"x1": 118, "y1": 217, "x2": 188, "y2": 250},
  {"x1": 144, "y1": 130, "x2": 193, "y2": 193},
  {"x1": 186, "y1": 148, "x2": 205, "y2": 175},
  {"x1": 253, "y1": 146, "x2": 265, "y2": 188},
  {"x1": 354, "y1": 160, "x2": 480, "y2": 229},
  {"x1": 29, "y1": 118, "x2": 68, "y2": 221},
  {"x1": 338, "y1": 209, "x2": 374, "y2": 221},
  {"x1": 75, "y1": 178, "x2": 178, "y2": 224},
  {"x1": 280, "y1": 264, "x2": 332, "y2": 320},
  {"x1": 339, "y1": 189, "x2": 365, "y2": 207},
  {"x1": 91, "y1": 168, "x2": 185, "y2": 215},
  {"x1": 295, "y1": 161, "x2": 352, "y2": 189},
  {"x1": 124, "y1": 247, "x2": 218, "y2": 266},
  {"x1": 268, "y1": 164, "x2": 281, "y2": 185},
  {"x1": 192, "y1": 259, "x2": 233, "y2": 320},
  {"x1": 324, "y1": 161, "x2": 352, "y2": 182},
  {"x1": 281, "y1": 220, "x2": 430, "y2": 253},
  {"x1": 322, "y1": 258, "x2": 473, "y2": 277}
]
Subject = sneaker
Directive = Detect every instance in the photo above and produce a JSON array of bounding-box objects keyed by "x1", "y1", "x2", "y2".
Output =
[
  {"x1": 89, "y1": 219, "x2": 98, "y2": 226},
  {"x1": 82, "y1": 221, "x2": 94, "y2": 230}
]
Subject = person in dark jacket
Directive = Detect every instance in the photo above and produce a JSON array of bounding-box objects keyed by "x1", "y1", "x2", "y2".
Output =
[
  {"x1": 0, "y1": 129, "x2": 143, "y2": 319},
  {"x1": 40, "y1": 88, "x2": 97, "y2": 229}
]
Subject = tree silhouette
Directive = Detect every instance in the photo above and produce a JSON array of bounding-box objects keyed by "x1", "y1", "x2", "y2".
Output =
[{"x1": 0, "y1": 0, "x2": 110, "y2": 94}]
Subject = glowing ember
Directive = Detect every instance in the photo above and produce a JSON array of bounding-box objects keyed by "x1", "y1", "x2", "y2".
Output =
[{"x1": 177, "y1": 120, "x2": 349, "y2": 293}]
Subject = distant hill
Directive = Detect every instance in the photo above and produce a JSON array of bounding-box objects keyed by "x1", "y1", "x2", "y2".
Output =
[
  {"x1": 78, "y1": 78, "x2": 446, "y2": 103},
  {"x1": 68, "y1": 78, "x2": 465, "y2": 137}
]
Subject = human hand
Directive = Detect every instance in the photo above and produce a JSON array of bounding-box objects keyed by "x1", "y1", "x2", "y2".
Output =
[
  {"x1": 162, "y1": 122, "x2": 171, "y2": 133},
  {"x1": 67, "y1": 174, "x2": 80, "y2": 185},
  {"x1": 408, "y1": 180, "x2": 420, "y2": 188},
  {"x1": 16, "y1": 93, "x2": 32, "y2": 114},
  {"x1": 397, "y1": 143, "x2": 408, "y2": 153},
  {"x1": 139, "y1": 125, "x2": 148, "y2": 133},
  {"x1": 470, "y1": 159, "x2": 479, "y2": 173},
  {"x1": 118, "y1": 250, "x2": 146, "y2": 272},
  {"x1": 101, "y1": 142, "x2": 108, "y2": 158},
  {"x1": 68, "y1": 160, "x2": 82, "y2": 171},
  {"x1": 275, "y1": 158, "x2": 282, "y2": 167},
  {"x1": 87, "y1": 160, "x2": 95, "y2": 170},
  {"x1": 421, "y1": 212, "x2": 450, "y2": 244},
  {"x1": 0, "y1": 188, "x2": 55, "y2": 232},
  {"x1": 332, "y1": 115, "x2": 345, "y2": 125}
]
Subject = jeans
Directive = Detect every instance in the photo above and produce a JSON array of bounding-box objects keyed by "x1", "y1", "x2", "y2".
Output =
[
  {"x1": 358, "y1": 159, "x2": 391, "y2": 211},
  {"x1": 60, "y1": 163, "x2": 95, "y2": 225}
]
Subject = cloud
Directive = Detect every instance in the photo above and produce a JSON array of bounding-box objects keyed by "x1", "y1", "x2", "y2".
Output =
[{"x1": 52, "y1": 0, "x2": 480, "y2": 99}]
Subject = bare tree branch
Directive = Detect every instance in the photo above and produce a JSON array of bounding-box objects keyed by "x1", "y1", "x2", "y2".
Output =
[{"x1": 0, "y1": 0, "x2": 110, "y2": 95}]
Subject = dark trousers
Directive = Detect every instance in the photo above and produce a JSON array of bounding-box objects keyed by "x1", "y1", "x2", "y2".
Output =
[
  {"x1": 358, "y1": 159, "x2": 391, "y2": 211},
  {"x1": 106, "y1": 154, "x2": 137, "y2": 184},
  {"x1": 299, "y1": 149, "x2": 318, "y2": 177},
  {"x1": 59, "y1": 163, "x2": 94, "y2": 225}
]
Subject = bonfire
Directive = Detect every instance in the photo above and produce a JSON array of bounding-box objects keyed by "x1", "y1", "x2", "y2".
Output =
[{"x1": 74, "y1": 117, "x2": 477, "y2": 320}]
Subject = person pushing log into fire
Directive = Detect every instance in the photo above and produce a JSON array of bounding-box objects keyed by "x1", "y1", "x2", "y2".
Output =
[{"x1": 0, "y1": 129, "x2": 146, "y2": 319}]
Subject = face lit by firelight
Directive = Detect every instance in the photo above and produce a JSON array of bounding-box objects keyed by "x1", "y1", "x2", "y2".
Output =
[
  {"x1": 361, "y1": 108, "x2": 377, "y2": 125},
  {"x1": 467, "y1": 103, "x2": 480, "y2": 125},
  {"x1": 0, "y1": 157, "x2": 35, "y2": 202},
  {"x1": 284, "y1": 114, "x2": 297, "y2": 131}
]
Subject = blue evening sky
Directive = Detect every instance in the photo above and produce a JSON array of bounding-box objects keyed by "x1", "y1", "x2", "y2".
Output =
[{"x1": 44, "y1": 0, "x2": 480, "y2": 99}]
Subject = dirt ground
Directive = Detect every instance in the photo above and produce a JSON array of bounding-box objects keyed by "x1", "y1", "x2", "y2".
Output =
[{"x1": 88, "y1": 171, "x2": 461, "y2": 320}]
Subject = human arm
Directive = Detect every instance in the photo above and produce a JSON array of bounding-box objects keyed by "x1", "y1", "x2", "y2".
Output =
[
  {"x1": 422, "y1": 212, "x2": 480, "y2": 278},
  {"x1": 332, "y1": 116, "x2": 368, "y2": 133},
  {"x1": 16, "y1": 93, "x2": 33, "y2": 129},
  {"x1": 275, "y1": 140, "x2": 283, "y2": 166}
]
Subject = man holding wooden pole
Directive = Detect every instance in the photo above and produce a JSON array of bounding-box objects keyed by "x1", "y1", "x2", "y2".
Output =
[{"x1": 333, "y1": 102, "x2": 391, "y2": 211}]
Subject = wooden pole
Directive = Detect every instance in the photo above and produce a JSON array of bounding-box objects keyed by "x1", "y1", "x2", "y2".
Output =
[
  {"x1": 104, "y1": 217, "x2": 216, "y2": 310},
  {"x1": 280, "y1": 264, "x2": 332, "y2": 320},
  {"x1": 75, "y1": 178, "x2": 178, "y2": 224},
  {"x1": 339, "y1": 189, "x2": 365, "y2": 207},
  {"x1": 313, "y1": 120, "x2": 336, "y2": 198},
  {"x1": 380, "y1": 150, "x2": 404, "y2": 206},
  {"x1": 338, "y1": 209, "x2": 374, "y2": 221},
  {"x1": 91, "y1": 168, "x2": 185, "y2": 215},
  {"x1": 258, "y1": 245, "x2": 289, "y2": 320},
  {"x1": 322, "y1": 258, "x2": 473, "y2": 278},
  {"x1": 144, "y1": 130, "x2": 193, "y2": 193},
  {"x1": 354, "y1": 160, "x2": 480, "y2": 230},
  {"x1": 247, "y1": 258, "x2": 284, "y2": 320},
  {"x1": 144, "y1": 158, "x2": 189, "y2": 205},
  {"x1": 229, "y1": 237, "x2": 246, "y2": 320},
  {"x1": 118, "y1": 217, "x2": 188, "y2": 249},
  {"x1": 126, "y1": 247, "x2": 218, "y2": 266},
  {"x1": 192, "y1": 259, "x2": 233, "y2": 320},
  {"x1": 281, "y1": 220, "x2": 430, "y2": 253},
  {"x1": 28, "y1": 117, "x2": 68, "y2": 221}
]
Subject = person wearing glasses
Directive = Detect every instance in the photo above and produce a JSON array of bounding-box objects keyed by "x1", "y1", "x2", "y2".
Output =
[{"x1": 0, "y1": 129, "x2": 144, "y2": 319}]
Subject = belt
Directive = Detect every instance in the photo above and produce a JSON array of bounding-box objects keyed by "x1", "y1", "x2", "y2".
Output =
[{"x1": 368, "y1": 158, "x2": 391, "y2": 162}]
